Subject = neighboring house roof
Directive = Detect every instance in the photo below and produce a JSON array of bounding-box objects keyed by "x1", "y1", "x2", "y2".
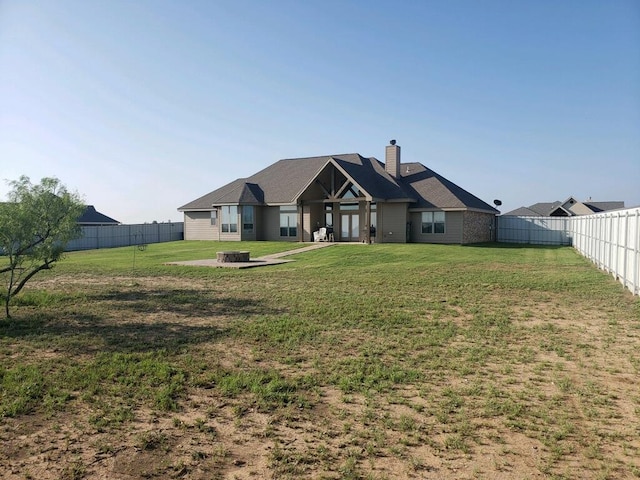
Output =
[
  {"x1": 77, "y1": 205, "x2": 120, "y2": 225},
  {"x1": 503, "y1": 199, "x2": 625, "y2": 216},
  {"x1": 1, "y1": 202, "x2": 121, "y2": 225},
  {"x1": 526, "y1": 202, "x2": 561, "y2": 216},
  {"x1": 584, "y1": 201, "x2": 625, "y2": 212},
  {"x1": 179, "y1": 152, "x2": 499, "y2": 214},
  {"x1": 503, "y1": 206, "x2": 545, "y2": 216}
]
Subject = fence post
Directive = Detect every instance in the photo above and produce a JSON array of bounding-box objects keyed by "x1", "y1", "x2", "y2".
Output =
[
  {"x1": 632, "y1": 208, "x2": 640, "y2": 295},
  {"x1": 622, "y1": 211, "x2": 628, "y2": 290},
  {"x1": 591, "y1": 215, "x2": 596, "y2": 263},
  {"x1": 611, "y1": 212, "x2": 620, "y2": 280},
  {"x1": 608, "y1": 214, "x2": 612, "y2": 274}
]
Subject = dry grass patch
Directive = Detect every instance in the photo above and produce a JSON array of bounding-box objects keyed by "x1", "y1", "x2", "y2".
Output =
[{"x1": 1, "y1": 242, "x2": 639, "y2": 479}]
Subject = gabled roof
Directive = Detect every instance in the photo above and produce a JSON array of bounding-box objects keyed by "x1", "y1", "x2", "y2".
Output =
[
  {"x1": 330, "y1": 154, "x2": 412, "y2": 201},
  {"x1": 179, "y1": 152, "x2": 498, "y2": 213},
  {"x1": 549, "y1": 205, "x2": 572, "y2": 216},
  {"x1": 77, "y1": 205, "x2": 120, "y2": 225}
]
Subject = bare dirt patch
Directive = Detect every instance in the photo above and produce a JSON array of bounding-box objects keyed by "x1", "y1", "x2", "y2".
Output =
[{"x1": 1, "y1": 272, "x2": 639, "y2": 479}]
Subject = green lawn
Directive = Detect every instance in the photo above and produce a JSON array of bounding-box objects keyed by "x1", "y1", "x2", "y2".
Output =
[{"x1": 1, "y1": 241, "x2": 639, "y2": 479}]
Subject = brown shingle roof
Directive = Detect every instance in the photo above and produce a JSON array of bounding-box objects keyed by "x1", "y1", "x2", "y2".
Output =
[
  {"x1": 331, "y1": 154, "x2": 412, "y2": 200},
  {"x1": 178, "y1": 178, "x2": 250, "y2": 210},
  {"x1": 400, "y1": 163, "x2": 499, "y2": 212},
  {"x1": 179, "y1": 153, "x2": 498, "y2": 213}
]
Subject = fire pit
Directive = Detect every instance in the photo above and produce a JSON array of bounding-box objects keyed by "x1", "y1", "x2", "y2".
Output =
[{"x1": 216, "y1": 251, "x2": 250, "y2": 263}]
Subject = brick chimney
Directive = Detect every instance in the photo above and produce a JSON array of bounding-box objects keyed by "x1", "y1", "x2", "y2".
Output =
[{"x1": 385, "y1": 140, "x2": 400, "y2": 177}]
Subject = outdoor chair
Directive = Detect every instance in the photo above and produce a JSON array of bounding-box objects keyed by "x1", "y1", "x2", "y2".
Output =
[{"x1": 313, "y1": 227, "x2": 328, "y2": 242}]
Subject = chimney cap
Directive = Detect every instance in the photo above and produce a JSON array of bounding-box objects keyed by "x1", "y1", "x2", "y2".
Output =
[{"x1": 389, "y1": 139, "x2": 396, "y2": 145}]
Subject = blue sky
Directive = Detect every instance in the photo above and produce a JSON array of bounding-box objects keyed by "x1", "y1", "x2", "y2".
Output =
[{"x1": 1, "y1": 0, "x2": 638, "y2": 223}]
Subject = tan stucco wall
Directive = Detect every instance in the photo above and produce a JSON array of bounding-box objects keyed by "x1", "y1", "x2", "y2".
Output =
[
  {"x1": 379, "y1": 203, "x2": 407, "y2": 243},
  {"x1": 568, "y1": 203, "x2": 593, "y2": 216},
  {"x1": 184, "y1": 205, "x2": 495, "y2": 244},
  {"x1": 262, "y1": 206, "x2": 298, "y2": 242},
  {"x1": 410, "y1": 211, "x2": 463, "y2": 244},
  {"x1": 303, "y1": 203, "x2": 325, "y2": 242},
  {"x1": 184, "y1": 208, "x2": 260, "y2": 241},
  {"x1": 184, "y1": 211, "x2": 217, "y2": 240}
]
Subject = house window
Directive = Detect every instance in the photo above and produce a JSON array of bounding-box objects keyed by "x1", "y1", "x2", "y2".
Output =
[
  {"x1": 340, "y1": 203, "x2": 358, "y2": 211},
  {"x1": 341, "y1": 184, "x2": 361, "y2": 199},
  {"x1": 325, "y1": 204, "x2": 333, "y2": 227},
  {"x1": 421, "y1": 211, "x2": 445, "y2": 234},
  {"x1": 210, "y1": 209, "x2": 217, "y2": 226},
  {"x1": 280, "y1": 206, "x2": 297, "y2": 237},
  {"x1": 221, "y1": 206, "x2": 238, "y2": 233},
  {"x1": 242, "y1": 206, "x2": 254, "y2": 232}
]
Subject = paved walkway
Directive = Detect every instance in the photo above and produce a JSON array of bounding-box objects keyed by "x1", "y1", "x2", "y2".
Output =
[{"x1": 165, "y1": 242, "x2": 336, "y2": 269}]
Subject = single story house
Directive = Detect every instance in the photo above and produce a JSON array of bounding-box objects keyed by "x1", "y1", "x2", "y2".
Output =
[
  {"x1": 77, "y1": 205, "x2": 120, "y2": 226},
  {"x1": 178, "y1": 141, "x2": 499, "y2": 244},
  {"x1": 0, "y1": 202, "x2": 120, "y2": 226},
  {"x1": 503, "y1": 197, "x2": 625, "y2": 217}
]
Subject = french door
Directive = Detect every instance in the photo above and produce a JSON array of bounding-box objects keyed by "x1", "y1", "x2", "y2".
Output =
[{"x1": 340, "y1": 213, "x2": 359, "y2": 241}]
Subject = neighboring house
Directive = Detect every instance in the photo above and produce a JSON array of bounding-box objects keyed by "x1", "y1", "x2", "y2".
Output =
[
  {"x1": 503, "y1": 197, "x2": 625, "y2": 217},
  {"x1": 0, "y1": 202, "x2": 120, "y2": 226},
  {"x1": 178, "y1": 141, "x2": 499, "y2": 244},
  {"x1": 77, "y1": 205, "x2": 120, "y2": 226}
]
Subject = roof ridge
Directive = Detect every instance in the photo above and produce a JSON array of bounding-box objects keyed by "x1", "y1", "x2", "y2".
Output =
[{"x1": 280, "y1": 152, "x2": 366, "y2": 161}]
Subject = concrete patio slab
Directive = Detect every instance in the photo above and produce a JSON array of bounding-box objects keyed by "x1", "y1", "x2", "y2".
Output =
[{"x1": 165, "y1": 242, "x2": 335, "y2": 269}]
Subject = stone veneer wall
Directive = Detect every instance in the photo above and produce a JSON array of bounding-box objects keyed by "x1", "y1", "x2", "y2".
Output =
[
  {"x1": 462, "y1": 211, "x2": 495, "y2": 244},
  {"x1": 217, "y1": 251, "x2": 250, "y2": 263}
]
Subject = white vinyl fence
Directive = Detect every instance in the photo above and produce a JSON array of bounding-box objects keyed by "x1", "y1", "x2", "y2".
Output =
[
  {"x1": 65, "y1": 222, "x2": 184, "y2": 251},
  {"x1": 571, "y1": 209, "x2": 640, "y2": 297},
  {"x1": 497, "y1": 208, "x2": 640, "y2": 296}
]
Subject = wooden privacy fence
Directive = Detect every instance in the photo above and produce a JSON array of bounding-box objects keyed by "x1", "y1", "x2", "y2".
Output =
[
  {"x1": 65, "y1": 222, "x2": 184, "y2": 251},
  {"x1": 497, "y1": 208, "x2": 640, "y2": 296}
]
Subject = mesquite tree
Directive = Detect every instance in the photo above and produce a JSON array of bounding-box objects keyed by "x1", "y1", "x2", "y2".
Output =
[{"x1": 0, "y1": 176, "x2": 84, "y2": 318}]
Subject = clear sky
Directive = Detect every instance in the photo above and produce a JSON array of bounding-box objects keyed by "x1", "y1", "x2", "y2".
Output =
[{"x1": 1, "y1": 0, "x2": 639, "y2": 223}]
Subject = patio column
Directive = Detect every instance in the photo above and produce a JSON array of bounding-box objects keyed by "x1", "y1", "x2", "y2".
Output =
[
  {"x1": 298, "y1": 203, "x2": 303, "y2": 242},
  {"x1": 364, "y1": 201, "x2": 371, "y2": 244}
]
